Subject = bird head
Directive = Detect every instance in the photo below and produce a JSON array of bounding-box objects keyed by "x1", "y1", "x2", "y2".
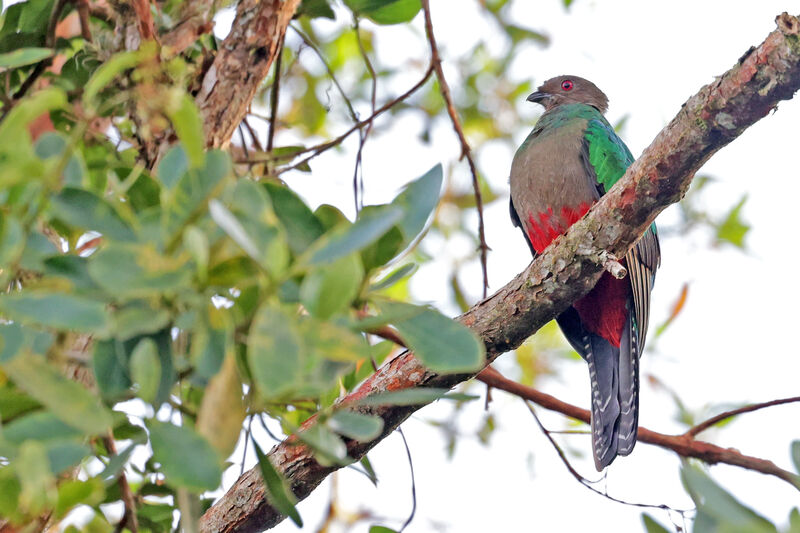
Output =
[{"x1": 527, "y1": 75, "x2": 609, "y2": 114}]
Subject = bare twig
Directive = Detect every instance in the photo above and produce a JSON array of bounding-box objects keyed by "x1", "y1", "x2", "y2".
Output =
[
  {"x1": 352, "y1": 18, "x2": 378, "y2": 214},
  {"x1": 397, "y1": 429, "x2": 417, "y2": 532},
  {"x1": 266, "y1": 34, "x2": 285, "y2": 153},
  {"x1": 74, "y1": 0, "x2": 92, "y2": 42},
  {"x1": 132, "y1": 0, "x2": 156, "y2": 42},
  {"x1": 290, "y1": 24, "x2": 358, "y2": 121},
  {"x1": 685, "y1": 396, "x2": 800, "y2": 438},
  {"x1": 103, "y1": 435, "x2": 139, "y2": 533},
  {"x1": 277, "y1": 63, "x2": 435, "y2": 174},
  {"x1": 421, "y1": 0, "x2": 489, "y2": 298},
  {"x1": 478, "y1": 366, "x2": 800, "y2": 489},
  {"x1": 524, "y1": 401, "x2": 692, "y2": 515}
]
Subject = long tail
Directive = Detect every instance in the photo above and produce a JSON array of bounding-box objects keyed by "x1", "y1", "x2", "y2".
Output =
[{"x1": 558, "y1": 309, "x2": 640, "y2": 470}]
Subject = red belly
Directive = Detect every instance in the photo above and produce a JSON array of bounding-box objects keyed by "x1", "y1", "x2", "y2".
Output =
[{"x1": 526, "y1": 202, "x2": 628, "y2": 347}]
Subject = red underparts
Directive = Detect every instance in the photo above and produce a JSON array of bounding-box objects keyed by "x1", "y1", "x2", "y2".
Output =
[{"x1": 526, "y1": 202, "x2": 628, "y2": 347}]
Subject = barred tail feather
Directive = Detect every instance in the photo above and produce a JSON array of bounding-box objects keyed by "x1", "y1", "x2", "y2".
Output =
[
  {"x1": 584, "y1": 333, "x2": 621, "y2": 470},
  {"x1": 616, "y1": 312, "x2": 640, "y2": 456}
]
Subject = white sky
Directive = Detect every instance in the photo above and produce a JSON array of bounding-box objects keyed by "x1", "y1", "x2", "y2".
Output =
[{"x1": 253, "y1": 1, "x2": 800, "y2": 532}]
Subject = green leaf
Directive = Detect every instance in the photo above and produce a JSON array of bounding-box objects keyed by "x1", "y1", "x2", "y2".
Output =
[
  {"x1": 167, "y1": 95, "x2": 205, "y2": 168},
  {"x1": 0, "y1": 291, "x2": 110, "y2": 333},
  {"x1": 300, "y1": 254, "x2": 363, "y2": 319},
  {"x1": 791, "y1": 440, "x2": 800, "y2": 474},
  {"x1": 247, "y1": 305, "x2": 302, "y2": 399},
  {"x1": 88, "y1": 243, "x2": 192, "y2": 299},
  {"x1": 641, "y1": 513, "x2": 671, "y2": 533},
  {"x1": 0, "y1": 46, "x2": 53, "y2": 68},
  {"x1": 789, "y1": 508, "x2": 800, "y2": 533},
  {"x1": 378, "y1": 301, "x2": 484, "y2": 373},
  {"x1": 360, "y1": 455, "x2": 378, "y2": 486},
  {"x1": 392, "y1": 164, "x2": 442, "y2": 242},
  {"x1": 297, "y1": 0, "x2": 336, "y2": 19},
  {"x1": 345, "y1": 0, "x2": 421, "y2": 24},
  {"x1": 16, "y1": 440, "x2": 55, "y2": 514},
  {"x1": 357, "y1": 388, "x2": 478, "y2": 406},
  {"x1": 297, "y1": 423, "x2": 349, "y2": 466},
  {"x1": 130, "y1": 338, "x2": 161, "y2": 404},
  {"x1": 305, "y1": 206, "x2": 403, "y2": 266},
  {"x1": 327, "y1": 411, "x2": 383, "y2": 441},
  {"x1": 163, "y1": 150, "x2": 230, "y2": 237},
  {"x1": 55, "y1": 478, "x2": 105, "y2": 519},
  {"x1": 0, "y1": 382, "x2": 40, "y2": 420},
  {"x1": 680, "y1": 464, "x2": 777, "y2": 532},
  {"x1": 147, "y1": 420, "x2": 222, "y2": 492},
  {"x1": 112, "y1": 300, "x2": 171, "y2": 340},
  {"x1": 83, "y1": 51, "x2": 141, "y2": 110},
  {"x1": 2, "y1": 411, "x2": 83, "y2": 443},
  {"x1": 369, "y1": 526, "x2": 399, "y2": 533},
  {"x1": 2, "y1": 354, "x2": 113, "y2": 435},
  {"x1": 263, "y1": 182, "x2": 324, "y2": 254},
  {"x1": 252, "y1": 440, "x2": 303, "y2": 526},
  {"x1": 0, "y1": 87, "x2": 66, "y2": 141},
  {"x1": 715, "y1": 194, "x2": 750, "y2": 249},
  {"x1": 301, "y1": 318, "x2": 371, "y2": 363},
  {"x1": 46, "y1": 441, "x2": 90, "y2": 474},
  {"x1": 157, "y1": 145, "x2": 188, "y2": 189},
  {"x1": 91, "y1": 339, "x2": 131, "y2": 400},
  {"x1": 197, "y1": 353, "x2": 245, "y2": 459},
  {"x1": 209, "y1": 199, "x2": 260, "y2": 259},
  {"x1": 50, "y1": 188, "x2": 136, "y2": 241},
  {"x1": 0, "y1": 213, "x2": 25, "y2": 269}
]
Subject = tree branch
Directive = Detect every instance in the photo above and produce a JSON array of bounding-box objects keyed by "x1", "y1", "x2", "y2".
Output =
[
  {"x1": 685, "y1": 395, "x2": 800, "y2": 438},
  {"x1": 196, "y1": 0, "x2": 302, "y2": 148},
  {"x1": 421, "y1": 0, "x2": 489, "y2": 298},
  {"x1": 478, "y1": 366, "x2": 800, "y2": 489},
  {"x1": 199, "y1": 12, "x2": 800, "y2": 533}
]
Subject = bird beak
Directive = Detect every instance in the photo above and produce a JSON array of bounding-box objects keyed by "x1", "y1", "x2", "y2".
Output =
[{"x1": 526, "y1": 91, "x2": 548, "y2": 104}]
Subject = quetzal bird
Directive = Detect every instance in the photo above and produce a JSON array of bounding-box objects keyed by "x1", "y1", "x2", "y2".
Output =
[{"x1": 509, "y1": 75, "x2": 660, "y2": 470}]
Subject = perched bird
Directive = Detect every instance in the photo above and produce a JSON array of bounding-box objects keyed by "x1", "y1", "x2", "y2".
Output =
[{"x1": 509, "y1": 75, "x2": 660, "y2": 470}]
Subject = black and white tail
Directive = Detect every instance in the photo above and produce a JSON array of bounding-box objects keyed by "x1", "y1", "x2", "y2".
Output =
[{"x1": 557, "y1": 308, "x2": 641, "y2": 470}]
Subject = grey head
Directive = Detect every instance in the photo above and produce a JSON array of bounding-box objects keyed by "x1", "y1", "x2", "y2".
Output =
[{"x1": 527, "y1": 75, "x2": 609, "y2": 114}]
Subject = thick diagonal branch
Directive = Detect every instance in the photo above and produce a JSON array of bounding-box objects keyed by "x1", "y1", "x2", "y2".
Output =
[
  {"x1": 199, "y1": 13, "x2": 800, "y2": 533},
  {"x1": 196, "y1": 0, "x2": 301, "y2": 148}
]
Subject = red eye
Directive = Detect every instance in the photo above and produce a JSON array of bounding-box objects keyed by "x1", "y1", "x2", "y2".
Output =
[{"x1": 561, "y1": 80, "x2": 574, "y2": 91}]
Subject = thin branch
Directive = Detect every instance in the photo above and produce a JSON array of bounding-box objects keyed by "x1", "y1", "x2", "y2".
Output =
[
  {"x1": 352, "y1": 18, "x2": 378, "y2": 214},
  {"x1": 524, "y1": 401, "x2": 692, "y2": 515},
  {"x1": 131, "y1": 0, "x2": 156, "y2": 42},
  {"x1": 290, "y1": 24, "x2": 359, "y2": 122},
  {"x1": 397, "y1": 429, "x2": 417, "y2": 532},
  {"x1": 103, "y1": 435, "x2": 139, "y2": 533},
  {"x1": 199, "y1": 13, "x2": 800, "y2": 533},
  {"x1": 685, "y1": 396, "x2": 800, "y2": 438},
  {"x1": 74, "y1": 0, "x2": 92, "y2": 42},
  {"x1": 277, "y1": 63, "x2": 435, "y2": 174},
  {"x1": 421, "y1": 0, "x2": 489, "y2": 298},
  {"x1": 266, "y1": 34, "x2": 285, "y2": 154},
  {"x1": 243, "y1": 117, "x2": 264, "y2": 152},
  {"x1": 478, "y1": 366, "x2": 800, "y2": 489}
]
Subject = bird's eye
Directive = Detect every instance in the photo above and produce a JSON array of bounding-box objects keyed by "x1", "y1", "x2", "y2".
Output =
[{"x1": 561, "y1": 80, "x2": 574, "y2": 91}]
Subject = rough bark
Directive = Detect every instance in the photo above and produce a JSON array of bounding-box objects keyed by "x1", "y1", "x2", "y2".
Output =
[
  {"x1": 196, "y1": 0, "x2": 301, "y2": 148},
  {"x1": 198, "y1": 13, "x2": 800, "y2": 533}
]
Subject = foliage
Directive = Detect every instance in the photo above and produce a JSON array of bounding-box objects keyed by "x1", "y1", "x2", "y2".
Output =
[{"x1": 0, "y1": 0, "x2": 784, "y2": 532}]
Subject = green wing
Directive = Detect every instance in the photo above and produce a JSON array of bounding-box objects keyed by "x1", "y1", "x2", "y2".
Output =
[{"x1": 582, "y1": 117, "x2": 661, "y2": 350}]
